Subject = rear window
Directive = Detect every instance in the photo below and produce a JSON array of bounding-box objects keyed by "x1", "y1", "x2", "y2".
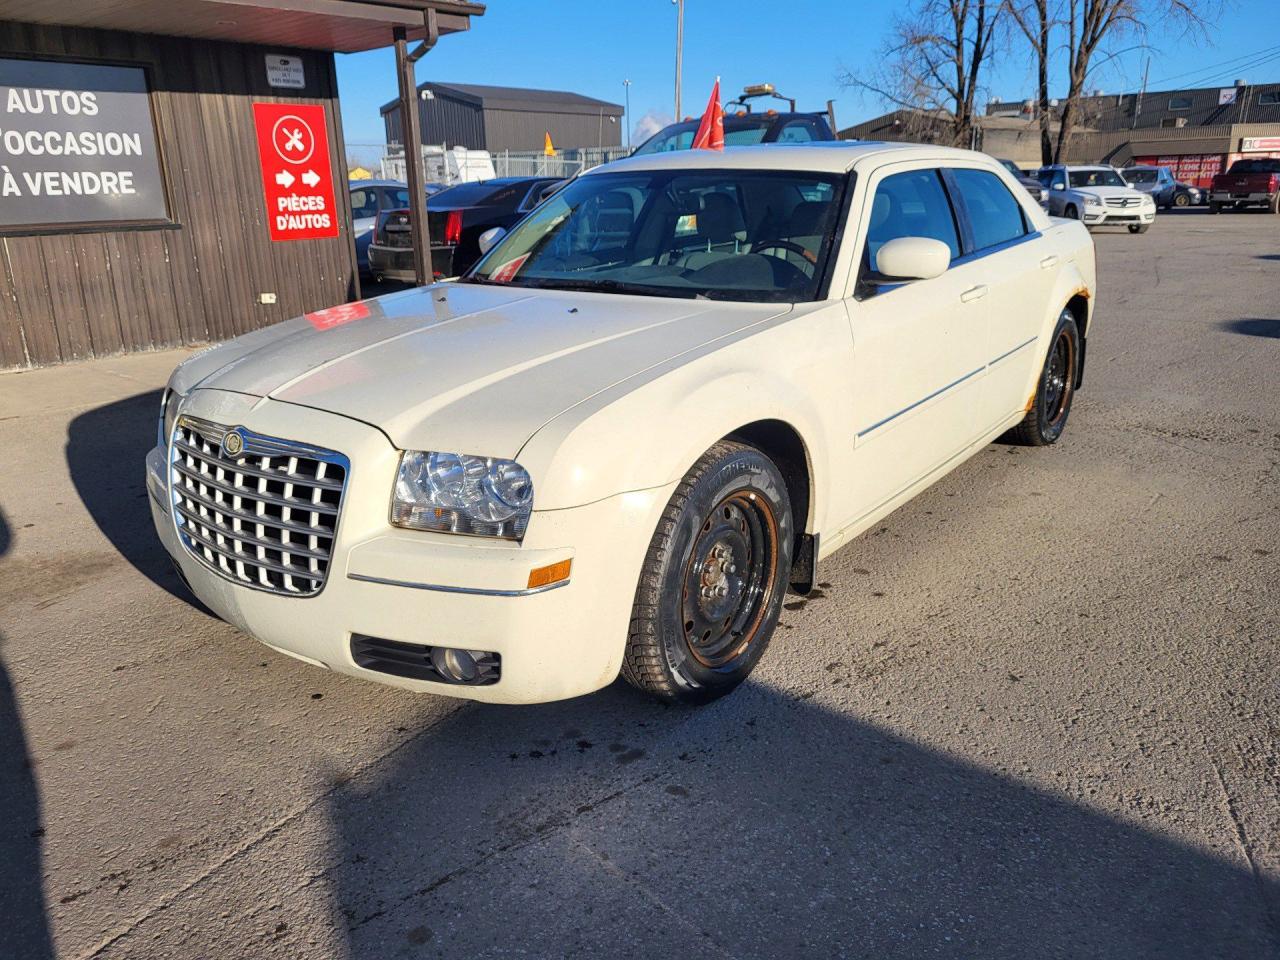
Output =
[
  {"x1": 430, "y1": 180, "x2": 525, "y2": 206},
  {"x1": 1228, "y1": 159, "x2": 1280, "y2": 174}
]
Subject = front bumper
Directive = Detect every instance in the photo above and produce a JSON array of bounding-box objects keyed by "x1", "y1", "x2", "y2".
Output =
[
  {"x1": 1080, "y1": 207, "x2": 1156, "y2": 225},
  {"x1": 147, "y1": 389, "x2": 672, "y2": 704},
  {"x1": 368, "y1": 242, "x2": 456, "y2": 282}
]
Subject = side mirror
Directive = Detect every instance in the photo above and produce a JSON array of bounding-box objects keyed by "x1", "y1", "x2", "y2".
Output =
[
  {"x1": 477, "y1": 226, "x2": 506, "y2": 256},
  {"x1": 874, "y1": 236, "x2": 951, "y2": 282},
  {"x1": 1052, "y1": 182, "x2": 1066, "y2": 191}
]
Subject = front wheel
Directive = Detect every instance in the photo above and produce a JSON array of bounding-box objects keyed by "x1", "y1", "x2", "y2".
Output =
[
  {"x1": 1005, "y1": 309, "x2": 1080, "y2": 447},
  {"x1": 1173, "y1": 192, "x2": 1191, "y2": 208},
  {"x1": 1064, "y1": 205, "x2": 1079, "y2": 219},
  {"x1": 622, "y1": 441, "x2": 793, "y2": 704},
  {"x1": 1128, "y1": 223, "x2": 1149, "y2": 234}
]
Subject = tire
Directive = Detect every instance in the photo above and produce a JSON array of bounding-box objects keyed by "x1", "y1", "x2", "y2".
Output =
[
  {"x1": 1173, "y1": 192, "x2": 1191, "y2": 208},
  {"x1": 622, "y1": 440, "x2": 793, "y2": 704},
  {"x1": 1006, "y1": 309, "x2": 1080, "y2": 447},
  {"x1": 1209, "y1": 202, "x2": 1221, "y2": 214},
  {"x1": 1064, "y1": 205, "x2": 1079, "y2": 219},
  {"x1": 1128, "y1": 224, "x2": 1149, "y2": 234}
]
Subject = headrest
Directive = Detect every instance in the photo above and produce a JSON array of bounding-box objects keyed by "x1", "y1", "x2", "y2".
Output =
[
  {"x1": 788, "y1": 200, "x2": 830, "y2": 236},
  {"x1": 699, "y1": 192, "x2": 747, "y2": 244}
]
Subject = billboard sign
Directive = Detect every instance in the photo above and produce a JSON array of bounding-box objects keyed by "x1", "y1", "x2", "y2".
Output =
[
  {"x1": 1241, "y1": 136, "x2": 1280, "y2": 153},
  {"x1": 251, "y1": 102, "x2": 339, "y2": 242},
  {"x1": 0, "y1": 57, "x2": 168, "y2": 229}
]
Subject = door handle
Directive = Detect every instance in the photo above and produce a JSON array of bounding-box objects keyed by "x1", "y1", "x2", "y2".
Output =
[
  {"x1": 960, "y1": 284, "x2": 988, "y2": 303},
  {"x1": 1039, "y1": 255, "x2": 1059, "y2": 269}
]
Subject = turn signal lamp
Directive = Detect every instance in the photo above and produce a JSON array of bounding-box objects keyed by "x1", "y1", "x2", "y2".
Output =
[{"x1": 527, "y1": 559, "x2": 571, "y2": 590}]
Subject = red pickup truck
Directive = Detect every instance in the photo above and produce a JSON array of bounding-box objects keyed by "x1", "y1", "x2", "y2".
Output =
[{"x1": 1209, "y1": 158, "x2": 1280, "y2": 214}]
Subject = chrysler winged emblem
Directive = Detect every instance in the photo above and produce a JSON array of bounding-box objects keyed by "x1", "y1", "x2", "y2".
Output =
[{"x1": 221, "y1": 427, "x2": 246, "y2": 458}]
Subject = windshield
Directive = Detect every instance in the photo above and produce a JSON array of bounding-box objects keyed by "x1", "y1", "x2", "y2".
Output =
[
  {"x1": 1069, "y1": 169, "x2": 1127, "y2": 188},
  {"x1": 467, "y1": 169, "x2": 845, "y2": 302},
  {"x1": 1123, "y1": 169, "x2": 1158, "y2": 184},
  {"x1": 632, "y1": 120, "x2": 772, "y2": 155}
]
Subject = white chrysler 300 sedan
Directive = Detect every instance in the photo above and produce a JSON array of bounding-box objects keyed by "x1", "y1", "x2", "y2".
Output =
[{"x1": 147, "y1": 142, "x2": 1096, "y2": 705}]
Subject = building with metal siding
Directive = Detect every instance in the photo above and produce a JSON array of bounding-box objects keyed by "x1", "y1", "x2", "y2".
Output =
[
  {"x1": 988, "y1": 81, "x2": 1280, "y2": 129},
  {"x1": 382, "y1": 82, "x2": 624, "y2": 152}
]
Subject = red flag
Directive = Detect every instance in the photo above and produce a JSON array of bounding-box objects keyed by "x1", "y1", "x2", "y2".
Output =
[{"x1": 691, "y1": 77, "x2": 724, "y2": 151}]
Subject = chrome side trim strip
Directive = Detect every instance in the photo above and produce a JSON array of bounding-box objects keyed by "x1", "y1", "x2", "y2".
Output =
[
  {"x1": 346, "y1": 572, "x2": 570, "y2": 597},
  {"x1": 857, "y1": 366, "x2": 985, "y2": 438},
  {"x1": 987, "y1": 335, "x2": 1038, "y2": 367},
  {"x1": 856, "y1": 335, "x2": 1042, "y2": 439}
]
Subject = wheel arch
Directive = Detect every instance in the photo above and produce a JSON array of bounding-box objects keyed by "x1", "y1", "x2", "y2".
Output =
[
  {"x1": 723, "y1": 418, "x2": 814, "y2": 567},
  {"x1": 1064, "y1": 291, "x2": 1090, "y2": 387}
]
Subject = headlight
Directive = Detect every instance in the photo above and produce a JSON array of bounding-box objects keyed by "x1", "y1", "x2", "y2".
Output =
[
  {"x1": 1084, "y1": 195, "x2": 1103, "y2": 207},
  {"x1": 392, "y1": 451, "x2": 533, "y2": 540},
  {"x1": 158, "y1": 388, "x2": 183, "y2": 447}
]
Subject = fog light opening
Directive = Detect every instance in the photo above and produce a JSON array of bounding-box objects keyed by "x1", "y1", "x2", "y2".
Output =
[{"x1": 430, "y1": 646, "x2": 480, "y2": 684}]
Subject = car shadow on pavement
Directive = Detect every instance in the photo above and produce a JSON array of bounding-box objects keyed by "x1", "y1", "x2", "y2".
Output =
[
  {"x1": 323, "y1": 682, "x2": 1279, "y2": 959},
  {"x1": 65, "y1": 390, "x2": 208, "y2": 612},
  {"x1": 1221, "y1": 318, "x2": 1280, "y2": 339},
  {"x1": 0, "y1": 508, "x2": 57, "y2": 960},
  {"x1": 1256, "y1": 254, "x2": 1280, "y2": 261}
]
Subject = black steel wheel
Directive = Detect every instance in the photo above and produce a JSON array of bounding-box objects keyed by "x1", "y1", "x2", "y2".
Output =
[
  {"x1": 622, "y1": 441, "x2": 793, "y2": 704},
  {"x1": 1005, "y1": 308, "x2": 1080, "y2": 447}
]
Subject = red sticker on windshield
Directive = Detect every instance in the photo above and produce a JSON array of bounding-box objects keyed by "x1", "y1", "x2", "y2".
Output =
[{"x1": 489, "y1": 254, "x2": 529, "y2": 283}]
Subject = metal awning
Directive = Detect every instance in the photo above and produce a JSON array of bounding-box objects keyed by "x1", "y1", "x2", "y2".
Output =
[{"x1": 0, "y1": 0, "x2": 483, "y2": 53}]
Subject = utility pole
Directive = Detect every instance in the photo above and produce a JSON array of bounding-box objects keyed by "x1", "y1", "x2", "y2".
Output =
[
  {"x1": 623, "y1": 78, "x2": 632, "y2": 148},
  {"x1": 1131, "y1": 56, "x2": 1149, "y2": 130},
  {"x1": 673, "y1": 0, "x2": 684, "y2": 120}
]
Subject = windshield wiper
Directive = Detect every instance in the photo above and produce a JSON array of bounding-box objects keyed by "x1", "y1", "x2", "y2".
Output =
[{"x1": 512, "y1": 277, "x2": 697, "y2": 299}]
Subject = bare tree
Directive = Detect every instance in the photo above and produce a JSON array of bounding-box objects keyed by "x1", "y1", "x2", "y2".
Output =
[
  {"x1": 1004, "y1": 0, "x2": 1058, "y2": 164},
  {"x1": 1051, "y1": 0, "x2": 1206, "y2": 162},
  {"x1": 842, "y1": 0, "x2": 1002, "y2": 148}
]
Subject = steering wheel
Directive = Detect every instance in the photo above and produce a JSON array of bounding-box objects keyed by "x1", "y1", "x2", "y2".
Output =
[{"x1": 751, "y1": 238, "x2": 817, "y2": 276}]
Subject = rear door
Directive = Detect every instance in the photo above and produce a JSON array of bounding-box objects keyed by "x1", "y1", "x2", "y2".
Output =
[
  {"x1": 837, "y1": 163, "x2": 992, "y2": 527},
  {"x1": 944, "y1": 165, "x2": 1054, "y2": 432}
]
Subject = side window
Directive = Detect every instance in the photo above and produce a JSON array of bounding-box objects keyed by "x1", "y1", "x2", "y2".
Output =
[
  {"x1": 864, "y1": 168, "x2": 960, "y2": 269},
  {"x1": 776, "y1": 120, "x2": 817, "y2": 143},
  {"x1": 350, "y1": 189, "x2": 378, "y2": 219},
  {"x1": 949, "y1": 168, "x2": 1028, "y2": 251}
]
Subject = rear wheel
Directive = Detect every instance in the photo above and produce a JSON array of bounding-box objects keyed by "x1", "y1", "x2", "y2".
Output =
[
  {"x1": 1006, "y1": 309, "x2": 1079, "y2": 447},
  {"x1": 622, "y1": 441, "x2": 793, "y2": 704}
]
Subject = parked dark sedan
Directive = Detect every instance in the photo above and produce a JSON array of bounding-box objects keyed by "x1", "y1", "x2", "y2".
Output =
[
  {"x1": 998, "y1": 159, "x2": 1048, "y2": 208},
  {"x1": 368, "y1": 176, "x2": 562, "y2": 282}
]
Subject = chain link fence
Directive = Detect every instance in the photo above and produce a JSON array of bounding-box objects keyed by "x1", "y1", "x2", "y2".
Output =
[{"x1": 346, "y1": 143, "x2": 631, "y2": 186}]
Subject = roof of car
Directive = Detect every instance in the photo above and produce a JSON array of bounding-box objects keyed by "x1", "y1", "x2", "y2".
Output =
[
  {"x1": 591, "y1": 141, "x2": 985, "y2": 175},
  {"x1": 349, "y1": 178, "x2": 406, "y2": 189}
]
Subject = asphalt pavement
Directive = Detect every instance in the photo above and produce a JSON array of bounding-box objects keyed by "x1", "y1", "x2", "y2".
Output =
[{"x1": 0, "y1": 210, "x2": 1277, "y2": 959}]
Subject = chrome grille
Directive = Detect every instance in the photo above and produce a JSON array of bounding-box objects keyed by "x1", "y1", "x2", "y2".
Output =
[
  {"x1": 168, "y1": 416, "x2": 348, "y2": 597},
  {"x1": 1105, "y1": 197, "x2": 1140, "y2": 208}
]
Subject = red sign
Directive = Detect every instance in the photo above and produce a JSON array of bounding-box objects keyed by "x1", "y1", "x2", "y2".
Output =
[{"x1": 252, "y1": 102, "x2": 339, "y2": 241}]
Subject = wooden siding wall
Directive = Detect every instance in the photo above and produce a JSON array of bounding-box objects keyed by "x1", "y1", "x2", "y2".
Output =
[{"x1": 0, "y1": 22, "x2": 358, "y2": 370}]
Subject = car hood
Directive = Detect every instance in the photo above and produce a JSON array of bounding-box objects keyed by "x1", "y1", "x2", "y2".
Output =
[{"x1": 175, "y1": 283, "x2": 790, "y2": 458}]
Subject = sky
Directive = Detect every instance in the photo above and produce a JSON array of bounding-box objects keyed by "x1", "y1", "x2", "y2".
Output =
[{"x1": 335, "y1": 0, "x2": 1277, "y2": 156}]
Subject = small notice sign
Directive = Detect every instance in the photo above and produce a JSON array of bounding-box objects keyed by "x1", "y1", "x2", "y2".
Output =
[
  {"x1": 265, "y1": 55, "x2": 305, "y2": 90},
  {"x1": 251, "y1": 102, "x2": 339, "y2": 242}
]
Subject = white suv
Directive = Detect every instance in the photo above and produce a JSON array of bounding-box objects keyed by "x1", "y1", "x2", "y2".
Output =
[{"x1": 1038, "y1": 164, "x2": 1155, "y2": 233}]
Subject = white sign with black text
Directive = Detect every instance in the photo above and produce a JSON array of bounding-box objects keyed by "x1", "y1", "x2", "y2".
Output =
[{"x1": 266, "y1": 55, "x2": 306, "y2": 90}]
